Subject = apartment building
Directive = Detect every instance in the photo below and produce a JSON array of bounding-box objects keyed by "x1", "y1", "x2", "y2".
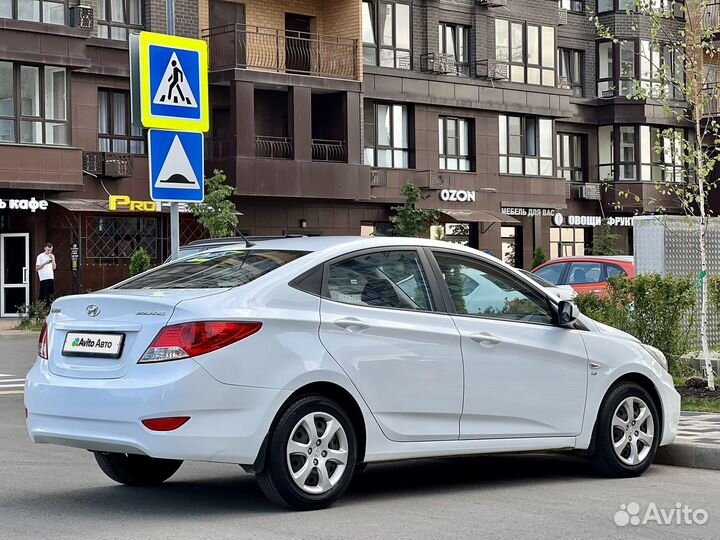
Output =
[{"x1": 0, "y1": 0, "x2": 703, "y2": 315}]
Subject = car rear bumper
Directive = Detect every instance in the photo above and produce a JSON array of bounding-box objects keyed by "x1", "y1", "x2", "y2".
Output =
[{"x1": 25, "y1": 358, "x2": 290, "y2": 464}]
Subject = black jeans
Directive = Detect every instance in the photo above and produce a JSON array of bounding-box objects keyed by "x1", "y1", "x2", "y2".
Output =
[{"x1": 39, "y1": 279, "x2": 54, "y2": 303}]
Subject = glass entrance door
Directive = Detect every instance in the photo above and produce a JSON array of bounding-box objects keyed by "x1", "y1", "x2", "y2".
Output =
[{"x1": 1, "y1": 234, "x2": 30, "y2": 317}]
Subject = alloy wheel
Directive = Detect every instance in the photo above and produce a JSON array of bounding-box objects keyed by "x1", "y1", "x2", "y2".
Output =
[
  {"x1": 286, "y1": 411, "x2": 349, "y2": 494},
  {"x1": 611, "y1": 396, "x2": 655, "y2": 466}
]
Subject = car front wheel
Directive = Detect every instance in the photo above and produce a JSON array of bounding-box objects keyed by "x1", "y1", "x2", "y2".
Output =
[
  {"x1": 94, "y1": 452, "x2": 183, "y2": 486},
  {"x1": 590, "y1": 382, "x2": 660, "y2": 477},
  {"x1": 257, "y1": 395, "x2": 357, "y2": 510}
]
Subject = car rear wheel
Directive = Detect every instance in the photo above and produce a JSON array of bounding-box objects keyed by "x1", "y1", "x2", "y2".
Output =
[
  {"x1": 589, "y1": 382, "x2": 659, "y2": 477},
  {"x1": 257, "y1": 395, "x2": 357, "y2": 510},
  {"x1": 94, "y1": 452, "x2": 183, "y2": 486}
]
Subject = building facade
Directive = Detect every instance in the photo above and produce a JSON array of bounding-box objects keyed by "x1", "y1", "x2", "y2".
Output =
[{"x1": 0, "y1": 0, "x2": 703, "y2": 316}]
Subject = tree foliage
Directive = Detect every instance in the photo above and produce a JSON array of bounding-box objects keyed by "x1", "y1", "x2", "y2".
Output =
[
  {"x1": 575, "y1": 275, "x2": 696, "y2": 374},
  {"x1": 188, "y1": 169, "x2": 238, "y2": 238},
  {"x1": 591, "y1": 0, "x2": 719, "y2": 388},
  {"x1": 531, "y1": 247, "x2": 547, "y2": 269},
  {"x1": 592, "y1": 220, "x2": 622, "y2": 256},
  {"x1": 129, "y1": 248, "x2": 151, "y2": 276},
  {"x1": 390, "y1": 183, "x2": 441, "y2": 237}
]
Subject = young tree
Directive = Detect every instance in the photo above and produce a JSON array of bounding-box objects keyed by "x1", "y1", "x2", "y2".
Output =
[
  {"x1": 129, "y1": 248, "x2": 151, "y2": 276},
  {"x1": 592, "y1": 220, "x2": 622, "y2": 256},
  {"x1": 390, "y1": 182, "x2": 441, "y2": 237},
  {"x1": 531, "y1": 246, "x2": 547, "y2": 269},
  {"x1": 188, "y1": 169, "x2": 239, "y2": 238},
  {"x1": 592, "y1": 1, "x2": 717, "y2": 388}
]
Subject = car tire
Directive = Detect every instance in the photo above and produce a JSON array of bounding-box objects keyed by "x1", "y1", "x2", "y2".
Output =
[
  {"x1": 257, "y1": 395, "x2": 358, "y2": 510},
  {"x1": 94, "y1": 452, "x2": 183, "y2": 486},
  {"x1": 589, "y1": 382, "x2": 660, "y2": 478}
]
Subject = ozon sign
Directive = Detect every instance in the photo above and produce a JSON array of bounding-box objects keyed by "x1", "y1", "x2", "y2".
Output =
[{"x1": 440, "y1": 189, "x2": 476, "y2": 202}]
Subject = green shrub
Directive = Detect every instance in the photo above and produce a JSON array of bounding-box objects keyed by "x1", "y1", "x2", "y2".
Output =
[
  {"x1": 531, "y1": 247, "x2": 547, "y2": 269},
  {"x1": 16, "y1": 301, "x2": 50, "y2": 331},
  {"x1": 129, "y1": 248, "x2": 151, "y2": 277},
  {"x1": 575, "y1": 274, "x2": 696, "y2": 374}
]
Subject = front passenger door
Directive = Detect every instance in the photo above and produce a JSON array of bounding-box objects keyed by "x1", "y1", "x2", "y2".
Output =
[{"x1": 431, "y1": 251, "x2": 589, "y2": 440}]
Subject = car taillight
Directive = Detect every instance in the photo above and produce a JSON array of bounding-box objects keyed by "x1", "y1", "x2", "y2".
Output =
[
  {"x1": 139, "y1": 321, "x2": 262, "y2": 363},
  {"x1": 141, "y1": 416, "x2": 190, "y2": 431},
  {"x1": 38, "y1": 323, "x2": 48, "y2": 359}
]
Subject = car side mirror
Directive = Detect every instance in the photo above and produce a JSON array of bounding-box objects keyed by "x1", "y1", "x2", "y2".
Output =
[{"x1": 558, "y1": 300, "x2": 580, "y2": 327}]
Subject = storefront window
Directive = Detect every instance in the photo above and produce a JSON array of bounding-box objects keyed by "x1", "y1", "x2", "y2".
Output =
[
  {"x1": 85, "y1": 216, "x2": 159, "y2": 263},
  {"x1": 550, "y1": 227, "x2": 586, "y2": 258},
  {"x1": 501, "y1": 226, "x2": 518, "y2": 267}
]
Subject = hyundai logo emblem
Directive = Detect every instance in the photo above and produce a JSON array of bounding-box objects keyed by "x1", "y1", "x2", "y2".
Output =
[{"x1": 86, "y1": 305, "x2": 100, "y2": 317}]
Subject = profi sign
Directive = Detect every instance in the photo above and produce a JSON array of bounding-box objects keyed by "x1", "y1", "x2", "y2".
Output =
[{"x1": 109, "y1": 195, "x2": 157, "y2": 212}]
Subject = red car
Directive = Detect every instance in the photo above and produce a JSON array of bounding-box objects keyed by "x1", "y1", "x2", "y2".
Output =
[{"x1": 531, "y1": 256, "x2": 635, "y2": 295}]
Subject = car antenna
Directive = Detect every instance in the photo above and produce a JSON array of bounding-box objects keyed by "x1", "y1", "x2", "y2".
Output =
[{"x1": 236, "y1": 230, "x2": 256, "y2": 248}]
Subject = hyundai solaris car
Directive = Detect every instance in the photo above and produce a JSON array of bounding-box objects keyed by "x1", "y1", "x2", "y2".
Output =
[{"x1": 26, "y1": 237, "x2": 679, "y2": 510}]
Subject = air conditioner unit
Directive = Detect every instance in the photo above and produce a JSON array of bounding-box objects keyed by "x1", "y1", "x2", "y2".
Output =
[
  {"x1": 431, "y1": 172, "x2": 449, "y2": 189},
  {"x1": 69, "y1": 5, "x2": 93, "y2": 30},
  {"x1": 369, "y1": 169, "x2": 387, "y2": 187},
  {"x1": 558, "y1": 8, "x2": 568, "y2": 25},
  {"x1": 580, "y1": 184, "x2": 602, "y2": 200},
  {"x1": 82, "y1": 152, "x2": 134, "y2": 178},
  {"x1": 477, "y1": 0, "x2": 508, "y2": 6},
  {"x1": 557, "y1": 75, "x2": 570, "y2": 89},
  {"x1": 420, "y1": 53, "x2": 456, "y2": 74}
]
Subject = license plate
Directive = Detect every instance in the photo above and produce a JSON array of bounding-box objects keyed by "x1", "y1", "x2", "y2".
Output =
[{"x1": 62, "y1": 332, "x2": 125, "y2": 358}]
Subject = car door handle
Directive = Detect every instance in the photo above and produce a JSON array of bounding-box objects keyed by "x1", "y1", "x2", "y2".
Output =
[
  {"x1": 470, "y1": 332, "x2": 502, "y2": 346},
  {"x1": 333, "y1": 318, "x2": 370, "y2": 332}
]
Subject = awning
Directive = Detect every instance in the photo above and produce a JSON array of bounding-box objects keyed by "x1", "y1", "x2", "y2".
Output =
[
  {"x1": 48, "y1": 199, "x2": 110, "y2": 212},
  {"x1": 438, "y1": 209, "x2": 520, "y2": 224}
]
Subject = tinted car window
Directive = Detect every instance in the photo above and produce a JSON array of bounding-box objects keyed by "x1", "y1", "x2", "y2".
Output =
[
  {"x1": 326, "y1": 250, "x2": 434, "y2": 311},
  {"x1": 567, "y1": 262, "x2": 603, "y2": 285},
  {"x1": 117, "y1": 250, "x2": 308, "y2": 289},
  {"x1": 434, "y1": 253, "x2": 553, "y2": 324},
  {"x1": 606, "y1": 264, "x2": 627, "y2": 279},
  {"x1": 534, "y1": 262, "x2": 567, "y2": 285}
]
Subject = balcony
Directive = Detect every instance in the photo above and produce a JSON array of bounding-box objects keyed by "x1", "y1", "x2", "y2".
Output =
[
  {"x1": 704, "y1": 83, "x2": 720, "y2": 116},
  {"x1": 255, "y1": 136, "x2": 293, "y2": 159},
  {"x1": 203, "y1": 24, "x2": 359, "y2": 81},
  {"x1": 312, "y1": 139, "x2": 347, "y2": 162}
]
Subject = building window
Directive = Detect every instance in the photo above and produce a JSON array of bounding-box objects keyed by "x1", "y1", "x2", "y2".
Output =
[
  {"x1": 556, "y1": 133, "x2": 585, "y2": 182},
  {"x1": 439, "y1": 117, "x2": 472, "y2": 171},
  {"x1": 558, "y1": 0, "x2": 583, "y2": 12},
  {"x1": 496, "y1": 20, "x2": 555, "y2": 86},
  {"x1": 0, "y1": 62, "x2": 68, "y2": 145},
  {"x1": 364, "y1": 101, "x2": 411, "y2": 168},
  {"x1": 97, "y1": 0, "x2": 143, "y2": 41},
  {"x1": 439, "y1": 23, "x2": 470, "y2": 77},
  {"x1": 558, "y1": 49, "x2": 583, "y2": 97},
  {"x1": 363, "y1": 1, "x2": 411, "y2": 69},
  {"x1": 499, "y1": 115, "x2": 553, "y2": 176},
  {"x1": 597, "y1": 39, "x2": 673, "y2": 99},
  {"x1": 598, "y1": 125, "x2": 687, "y2": 183},
  {"x1": 550, "y1": 227, "x2": 585, "y2": 258},
  {"x1": 98, "y1": 90, "x2": 146, "y2": 154},
  {"x1": 0, "y1": 0, "x2": 66, "y2": 24}
]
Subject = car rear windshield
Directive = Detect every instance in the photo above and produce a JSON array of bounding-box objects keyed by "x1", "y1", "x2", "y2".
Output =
[{"x1": 116, "y1": 250, "x2": 309, "y2": 289}]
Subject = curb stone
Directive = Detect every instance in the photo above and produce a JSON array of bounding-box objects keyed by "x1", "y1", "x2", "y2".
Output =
[{"x1": 656, "y1": 443, "x2": 720, "y2": 471}]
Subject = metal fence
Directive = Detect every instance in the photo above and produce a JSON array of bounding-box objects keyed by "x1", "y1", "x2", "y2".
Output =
[
  {"x1": 203, "y1": 24, "x2": 358, "y2": 81},
  {"x1": 311, "y1": 139, "x2": 347, "y2": 162},
  {"x1": 255, "y1": 135, "x2": 293, "y2": 159}
]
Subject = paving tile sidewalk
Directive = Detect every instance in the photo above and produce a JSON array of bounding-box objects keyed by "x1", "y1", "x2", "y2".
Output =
[{"x1": 656, "y1": 412, "x2": 720, "y2": 470}]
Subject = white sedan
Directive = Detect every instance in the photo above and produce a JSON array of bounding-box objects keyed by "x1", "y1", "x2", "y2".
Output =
[{"x1": 25, "y1": 237, "x2": 680, "y2": 510}]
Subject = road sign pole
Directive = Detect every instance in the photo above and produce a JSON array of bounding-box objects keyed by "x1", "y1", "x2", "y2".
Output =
[{"x1": 167, "y1": 0, "x2": 179, "y2": 260}]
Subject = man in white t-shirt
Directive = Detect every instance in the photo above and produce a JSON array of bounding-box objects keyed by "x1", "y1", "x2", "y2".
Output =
[{"x1": 36, "y1": 243, "x2": 56, "y2": 304}]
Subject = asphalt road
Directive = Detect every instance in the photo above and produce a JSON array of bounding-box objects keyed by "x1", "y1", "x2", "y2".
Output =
[{"x1": 1, "y1": 334, "x2": 719, "y2": 540}]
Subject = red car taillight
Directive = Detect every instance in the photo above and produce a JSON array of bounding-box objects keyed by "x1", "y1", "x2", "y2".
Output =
[
  {"x1": 141, "y1": 416, "x2": 190, "y2": 431},
  {"x1": 139, "y1": 321, "x2": 262, "y2": 363},
  {"x1": 38, "y1": 323, "x2": 48, "y2": 359}
]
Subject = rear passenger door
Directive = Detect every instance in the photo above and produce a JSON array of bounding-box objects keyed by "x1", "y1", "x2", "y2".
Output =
[{"x1": 318, "y1": 248, "x2": 464, "y2": 442}]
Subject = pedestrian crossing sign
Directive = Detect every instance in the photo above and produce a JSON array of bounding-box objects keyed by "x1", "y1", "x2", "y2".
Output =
[
  {"x1": 139, "y1": 32, "x2": 208, "y2": 132},
  {"x1": 148, "y1": 129, "x2": 205, "y2": 203}
]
